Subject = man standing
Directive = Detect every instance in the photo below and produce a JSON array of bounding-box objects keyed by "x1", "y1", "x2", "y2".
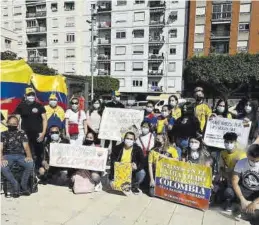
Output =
[{"x1": 14, "y1": 88, "x2": 47, "y2": 169}]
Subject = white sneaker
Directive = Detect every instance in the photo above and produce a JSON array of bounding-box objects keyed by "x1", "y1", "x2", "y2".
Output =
[{"x1": 95, "y1": 182, "x2": 103, "y2": 192}]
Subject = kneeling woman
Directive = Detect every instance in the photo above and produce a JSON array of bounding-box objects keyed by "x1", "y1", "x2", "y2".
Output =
[{"x1": 148, "y1": 134, "x2": 179, "y2": 197}]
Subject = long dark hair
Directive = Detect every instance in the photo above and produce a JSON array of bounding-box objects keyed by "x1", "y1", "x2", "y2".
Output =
[
  {"x1": 236, "y1": 98, "x2": 258, "y2": 122},
  {"x1": 89, "y1": 99, "x2": 102, "y2": 116},
  {"x1": 213, "y1": 99, "x2": 229, "y2": 118}
]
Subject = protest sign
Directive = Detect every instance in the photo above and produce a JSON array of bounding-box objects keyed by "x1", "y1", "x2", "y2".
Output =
[
  {"x1": 49, "y1": 143, "x2": 108, "y2": 172},
  {"x1": 155, "y1": 159, "x2": 212, "y2": 210},
  {"x1": 204, "y1": 117, "x2": 251, "y2": 149},
  {"x1": 98, "y1": 108, "x2": 144, "y2": 141},
  {"x1": 113, "y1": 162, "x2": 132, "y2": 193},
  {"x1": 0, "y1": 110, "x2": 8, "y2": 132}
]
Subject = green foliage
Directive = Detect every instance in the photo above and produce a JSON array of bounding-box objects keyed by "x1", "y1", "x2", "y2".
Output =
[
  {"x1": 1, "y1": 51, "x2": 17, "y2": 60},
  {"x1": 184, "y1": 53, "x2": 259, "y2": 98},
  {"x1": 29, "y1": 63, "x2": 57, "y2": 75}
]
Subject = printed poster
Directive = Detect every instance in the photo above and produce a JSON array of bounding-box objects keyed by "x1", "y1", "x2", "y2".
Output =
[
  {"x1": 155, "y1": 159, "x2": 212, "y2": 210},
  {"x1": 204, "y1": 117, "x2": 251, "y2": 149},
  {"x1": 49, "y1": 143, "x2": 108, "y2": 172},
  {"x1": 113, "y1": 162, "x2": 132, "y2": 193}
]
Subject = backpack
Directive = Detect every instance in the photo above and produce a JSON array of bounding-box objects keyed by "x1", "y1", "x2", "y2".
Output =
[{"x1": 72, "y1": 170, "x2": 95, "y2": 194}]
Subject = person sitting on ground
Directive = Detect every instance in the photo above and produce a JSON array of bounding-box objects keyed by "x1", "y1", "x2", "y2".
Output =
[
  {"x1": 232, "y1": 144, "x2": 259, "y2": 225},
  {"x1": 39, "y1": 125, "x2": 70, "y2": 184},
  {"x1": 109, "y1": 132, "x2": 146, "y2": 194},
  {"x1": 143, "y1": 101, "x2": 157, "y2": 131},
  {"x1": 1, "y1": 115, "x2": 33, "y2": 198},
  {"x1": 156, "y1": 105, "x2": 174, "y2": 134},
  {"x1": 148, "y1": 134, "x2": 179, "y2": 197}
]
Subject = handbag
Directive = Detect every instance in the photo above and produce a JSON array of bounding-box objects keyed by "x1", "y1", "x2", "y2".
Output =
[
  {"x1": 68, "y1": 110, "x2": 81, "y2": 135},
  {"x1": 72, "y1": 170, "x2": 95, "y2": 194}
]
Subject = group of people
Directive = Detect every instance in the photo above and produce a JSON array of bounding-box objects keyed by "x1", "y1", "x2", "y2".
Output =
[{"x1": 1, "y1": 87, "x2": 259, "y2": 224}]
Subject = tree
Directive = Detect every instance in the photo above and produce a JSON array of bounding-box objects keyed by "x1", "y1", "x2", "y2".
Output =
[
  {"x1": 29, "y1": 63, "x2": 58, "y2": 75},
  {"x1": 184, "y1": 53, "x2": 259, "y2": 99},
  {"x1": 1, "y1": 51, "x2": 17, "y2": 60}
]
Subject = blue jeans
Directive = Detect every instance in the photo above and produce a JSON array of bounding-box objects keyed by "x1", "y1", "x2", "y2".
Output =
[
  {"x1": 132, "y1": 169, "x2": 146, "y2": 188},
  {"x1": 1, "y1": 154, "x2": 34, "y2": 192}
]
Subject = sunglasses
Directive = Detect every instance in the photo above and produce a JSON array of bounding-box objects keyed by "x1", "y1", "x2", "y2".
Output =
[
  {"x1": 71, "y1": 102, "x2": 79, "y2": 105},
  {"x1": 50, "y1": 131, "x2": 59, "y2": 134},
  {"x1": 27, "y1": 93, "x2": 35, "y2": 96}
]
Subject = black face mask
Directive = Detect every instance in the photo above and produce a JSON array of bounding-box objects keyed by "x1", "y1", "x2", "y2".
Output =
[
  {"x1": 196, "y1": 96, "x2": 203, "y2": 102},
  {"x1": 84, "y1": 139, "x2": 94, "y2": 146},
  {"x1": 155, "y1": 141, "x2": 162, "y2": 148},
  {"x1": 8, "y1": 125, "x2": 18, "y2": 132}
]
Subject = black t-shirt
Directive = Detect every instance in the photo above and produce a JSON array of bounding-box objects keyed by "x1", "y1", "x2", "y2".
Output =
[{"x1": 14, "y1": 102, "x2": 46, "y2": 133}]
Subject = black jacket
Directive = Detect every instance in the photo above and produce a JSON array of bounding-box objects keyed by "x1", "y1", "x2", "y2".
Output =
[{"x1": 109, "y1": 143, "x2": 144, "y2": 180}]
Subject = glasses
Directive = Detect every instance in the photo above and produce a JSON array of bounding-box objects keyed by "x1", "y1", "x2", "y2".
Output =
[
  {"x1": 27, "y1": 93, "x2": 35, "y2": 96},
  {"x1": 50, "y1": 131, "x2": 59, "y2": 134},
  {"x1": 49, "y1": 99, "x2": 57, "y2": 101},
  {"x1": 71, "y1": 102, "x2": 79, "y2": 105}
]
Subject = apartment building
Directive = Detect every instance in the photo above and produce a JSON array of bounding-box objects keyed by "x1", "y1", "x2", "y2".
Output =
[
  {"x1": 1, "y1": 27, "x2": 18, "y2": 53},
  {"x1": 187, "y1": 0, "x2": 259, "y2": 57}
]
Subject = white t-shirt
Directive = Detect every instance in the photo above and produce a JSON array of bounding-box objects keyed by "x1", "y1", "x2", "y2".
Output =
[
  {"x1": 136, "y1": 133, "x2": 155, "y2": 152},
  {"x1": 86, "y1": 110, "x2": 101, "y2": 133},
  {"x1": 65, "y1": 109, "x2": 87, "y2": 134},
  {"x1": 234, "y1": 158, "x2": 259, "y2": 191}
]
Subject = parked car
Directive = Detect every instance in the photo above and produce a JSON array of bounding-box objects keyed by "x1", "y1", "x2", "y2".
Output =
[{"x1": 128, "y1": 101, "x2": 148, "y2": 110}]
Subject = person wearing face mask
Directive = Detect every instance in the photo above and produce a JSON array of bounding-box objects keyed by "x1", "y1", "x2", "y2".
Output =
[
  {"x1": 156, "y1": 105, "x2": 174, "y2": 134},
  {"x1": 65, "y1": 97, "x2": 88, "y2": 145},
  {"x1": 86, "y1": 99, "x2": 102, "y2": 137},
  {"x1": 143, "y1": 101, "x2": 157, "y2": 130},
  {"x1": 14, "y1": 87, "x2": 47, "y2": 170},
  {"x1": 44, "y1": 93, "x2": 65, "y2": 131},
  {"x1": 168, "y1": 95, "x2": 182, "y2": 120},
  {"x1": 148, "y1": 134, "x2": 179, "y2": 197},
  {"x1": 232, "y1": 144, "x2": 259, "y2": 224},
  {"x1": 1, "y1": 116, "x2": 33, "y2": 197},
  {"x1": 211, "y1": 99, "x2": 232, "y2": 119},
  {"x1": 193, "y1": 87, "x2": 212, "y2": 132},
  {"x1": 109, "y1": 132, "x2": 146, "y2": 194}
]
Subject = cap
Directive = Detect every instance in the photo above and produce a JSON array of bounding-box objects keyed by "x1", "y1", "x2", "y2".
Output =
[
  {"x1": 49, "y1": 93, "x2": 57, "y2": 100},
  {"x1": 112, "y1": 91, "x2": 120, "y2": 97},
  {"x1": 25, "y1": 87, "x2": 35, "y2": 95},
  {"x1": 194, "y1": 87, "x2": 204, "y2": 93}
]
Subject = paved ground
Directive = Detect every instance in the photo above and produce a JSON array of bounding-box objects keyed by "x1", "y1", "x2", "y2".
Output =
[{"x1": 1, "y1": 184, "x2": 250, "y2": 225}]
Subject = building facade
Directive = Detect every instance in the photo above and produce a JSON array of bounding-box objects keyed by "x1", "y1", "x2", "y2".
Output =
[{"x1": 187, "y1": 0, "x2": 259, "y2": 57}]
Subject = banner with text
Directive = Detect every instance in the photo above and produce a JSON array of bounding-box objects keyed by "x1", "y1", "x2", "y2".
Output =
[
  {"x1": 113, "y1": 162, "x2": 132, "y2": 193},
  {"x1": 98, "y1": 108, "x2": 144, "y2": 141},
  {"x1": 155, "y1": 159, "x2": 212, "y2": 210},
  {"x1": 204, "y1": 117, "x2": 251, "y2": 149},
  {"x1": 49, "y1": 143, "x2": 108, "y2": 172}
]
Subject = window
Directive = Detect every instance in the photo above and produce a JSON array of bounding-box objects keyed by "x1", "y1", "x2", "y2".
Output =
[
  {"x1": 168, "y1": 78, "x2": 175, "y2": 88},
  {"x1": 53, "y1": 49, "x2": 58, "y2": 58},
  {"x1": 115, "y1": 62, "x2": 125, "y2": 71},
  {"x1": 4, "y1": 22, "x2": 9, "y2": 29},
  {"x1": 116, "y1": 31, "x2": 126, "y2": 39},
  {"x1": 18, "y1": 36, "x2": 22, "y2": 45},
  {"x1": 132, "y1": 62, "x2": 143, "y2": 71},
  {"x1": 171, "y1": 1, "x2": 179, "y2": 3},
  {"x1": 194, "y1": 42, "x2": 204, "y2": 53},
  {"x1": 53, "y1": 34, "x2": 58, "y2": 43},
  {"x1": 134, "y1": 12, "x2": 145, "y2": 21},
  {"x1": 36, "y1": 5, "x2": 46, "y2": 11},
  {"x1": 115, "y1": 13, "x2": 127, "y2": 23},
  {"x1": 52, "y1": 18, "x2": 58, "y2": 28},
  {"x1": 168, "y1": 11, "x2": 178, "y2": 23},
  {"x1": 2, "y1": 7, "x2": 8, "y2": 16},
  {"x1": 196, "y1": 7, "x2": 205, "y2": 16},
  {"x1": 152, "y1": 48, "x2": 159, "y2": 54},
  {"x1": 14, "y1": 21, "x2": 22, "y2": 30},
  {"x1": 119, "y1": 79, "x2": 125, "y2": 87},
  {"x1": 169, "y1": 29, "x2": 177, "y2": 38},
  {"x1": 115, "y1": 46, "x2": 126, "y2": 55},
  {"x1": 65, "y1": 17, "x2": 75, "y2": 27},
  {"x1": 240, "y1": 4, "x2": 251, "y2": 13},
  {"x1": 65, "y1": 63, "x2": 75, "y2": 73},
  {"x1": 117, "y1": 0, "x2": 127, "y2": 6},
  {"x1": 51, "y1": 3, "x2": 58, "y2": 12},
  {"x1": 195, "y1": 25, "x2": 205, "y2": 34},
  {"x1": 64, "y1": 2, "x2": 75, "y2": 11},
  {"x1": 13, "y1": 6, "x2": 22, "y2": 15},
  {"x1": 5, "y1": 39, "x2": 11, "y2": 49},
  {"x1": 239, "y1": 23, "x2": 250, "y2": 31},
  {"x1": 66, "y1": 49, "x2": 75, "y2": 58},
  {"x1": 66, "y1": 33, "x2": 75, "y2": 42},
  {"x1": 27, "y1": 20, "x2": 36, "y2": 28},
  {"x1": 133, "y1": 45, "x2": 144, "y2": 55},
  {"x1": 135, "y1": 0, "x2": 145, "y2": 4},
  {"x1": 132, "y1": 80, "x2": 143, "y2": 87},
  {"x1": 237, "y1": 41, "x2": 248, "y2": 52},
  {"x1": 168, "y1": 62, "x2": 176, "y2": 72},
  {"x1": 169, "y1": 46, "x2": 176, "y2": 55},
  {"x1": 133, "y1": 29, "x2": 144, "y2": 38}
]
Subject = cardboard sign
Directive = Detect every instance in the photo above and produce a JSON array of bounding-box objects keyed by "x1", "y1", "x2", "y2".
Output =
[
  {"x1": 98, "y1": 108, "x2": 144, "y2": 141},
  {"x1": 155, "y1": 159, "x2": 212, "y2": 210},
  {"x1": 49, "y1": 143, "x2": 108, "y2": 172},
  {"x1": 113, "y1": 162, "x2": 132, "y2": 192},
  {"x1": 204, "y1": 117, "x2": 251, "y2": 149}
]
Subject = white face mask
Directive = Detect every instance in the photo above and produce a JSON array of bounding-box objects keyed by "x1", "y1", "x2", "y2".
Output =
[
  {"x1": 224, "y1": 142, "x2": 235, "y2": 151},
  {"x1": 49, "y1": 100, "x2": 57, "y2": 108},
  {"x1": 217, "y1": 106, "x2": 225, "y2": 113},
  {"x1": 51, "y1": 133, "x2": 60, "y2": 142},
  {"x1": 142, "y1": 127, "x2": 149, "y2": 135},
  {"x1": 93, "y1": 103, "x2": 100, "y2": 109},
  {"x1": 161, "y1": 111, "x2": 168, "y2": 117},
  {"x1": 146, "y1": 107, "x2": 153, "y2": 113},
  {"x1": 249, "y1": 160, "x2": 259, "y2": 167},
  {"x1": 190, "y1": 143, "x2": 200, "y2": 151},
  {"x1": 71, "y1": 104, "x2": 78, "y2": 111},
  {"x1": 170, "y1": 100, "x2": 177, "y2": 107},
  {"x1": 115, "y1": 97, "x2": 120, "y2": 102},
  {"x1": 124, "y1": 138, "x2": 134, "y2": 147},
  {"x1": 26, "y1": 96, "x2": 35, "y2": 103},
  {"x1": 245, "y1": 106, "x2": 252, "y2": 114},
  {"x1": 191, "y1": 151, "x2": 199, "y2": 160}
]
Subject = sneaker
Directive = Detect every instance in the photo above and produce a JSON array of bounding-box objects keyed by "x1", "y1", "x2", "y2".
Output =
[
  {"x1": 224, "y1": 199, "x2": 232, "y2": 212},
  {"x1": 132, "y1": 186, "x2": 142, "y2": 195},
  {"x1": 95, "y1": 182, "x2": 103, "y2": 192},
  {"x1": 12, "y1": 192, "x2": 20, "y2": 198},
  {"x1": 20, "y1": 190, "x2": 31, "y2": 196}
]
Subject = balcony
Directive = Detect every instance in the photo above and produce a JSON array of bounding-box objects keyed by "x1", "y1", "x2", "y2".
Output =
[
  {"x1": 26, "y1": 41, "x2": 47, "y2": 48},
  {"x1": 210, "y1": 41, "x2": 229, "y2": 54},
  {"x1": 210, "y1": 30, "x2": 230, "y2": 39},
  {"x1": 26, "y1": 27, "x2": 47, "y2": 33},
  {"x1": 28, "y1": 56, "x2": 47, "y2": 63},
  {"x1": 149, "y1": 1, "x2": 165, "y2": 8},
  {"x1": 148, "y1": 54, "x2": 164, "y2": 62},
  {"x1": 97, "y1": 54, "x2": 110, "y2": 62},
  {"x1": 97, "y1": 3, "x2": 111, "y2": 12},
  {"x1": 98, "y1": 69, "x2": 110, "y2": 75},
  {"x1": 148, "y1": 70, "x2": 163, "y2": 76},
  {"x1": 212, "y1": 12, "x2": 231, "y2": 21},
  {"x1": 149, "y1": 18, "x2": 165, "y2": 26},
  {"x1": 26, "y1": 11, "x2": 46, "y2": 18},
  {"x1": 149, "y1": 36, "x2": 165, "y2": 45},
  {"x1": 148, "y1": 86, "x2": 163, "y2": 92},
  {"x1": 98, "y1": 22, "x2": 111, "y2": 29},
  {"x1": 98, "y1": 38, "x2": 111, "y2": 45}
]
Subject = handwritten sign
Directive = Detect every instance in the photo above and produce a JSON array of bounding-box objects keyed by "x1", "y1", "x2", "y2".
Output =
[
  {"x1": 49, "y1": 143, "x2": 108, "y2": 172},
  {"x1": 155, "y1": 159, "x2": 212, "y2": 210},
  {"x1": 204, "y1": 117, "x2": 251, "y2": 149},
  {"x1": 98, "y1": 108, "x2": 144, "y2": 141},
  {"x1": 113, "y1": 162, "x2": 132, "y2": 193}
]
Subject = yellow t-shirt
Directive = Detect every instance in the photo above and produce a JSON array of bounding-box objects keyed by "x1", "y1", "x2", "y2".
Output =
[
  {"x1": 156, "y1": 118, "x2": 167, "y2": 134},
  {"x1": 171, "y1": 107, "x2": 181, "y2": 120},
  {"x1": 195, "y1": 103, "x2": 212, "y2": 131},
  {"x1": 148, "y1": 146, "x2": 178, "y2": 165},
  {"x1": 121, "y1": 148, "x2": 133, "y2": 163},
  {"x1": 220, "y1": 149, "x2": 247, "y2": 170}
]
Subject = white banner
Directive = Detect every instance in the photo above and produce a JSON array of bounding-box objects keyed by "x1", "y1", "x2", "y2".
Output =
[
  {"x1": 204, "y1": 117, "x2": 251, "y2": 149},
  {"x1": 98, "y1": 108, "x2": 144, "y2": 141},
  {"x1": 49, "y1": 143, "x2": 108, "y2": 172}
]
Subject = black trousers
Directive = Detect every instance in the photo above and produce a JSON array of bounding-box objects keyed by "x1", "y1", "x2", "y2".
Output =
[{"x1": 104, "y1": 140, "x2": 117, "y2": 149}]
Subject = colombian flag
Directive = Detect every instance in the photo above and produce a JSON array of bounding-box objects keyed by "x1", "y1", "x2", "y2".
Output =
[{"x1": 0, "y1": 60, "x2": 32, "y2": 114}]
